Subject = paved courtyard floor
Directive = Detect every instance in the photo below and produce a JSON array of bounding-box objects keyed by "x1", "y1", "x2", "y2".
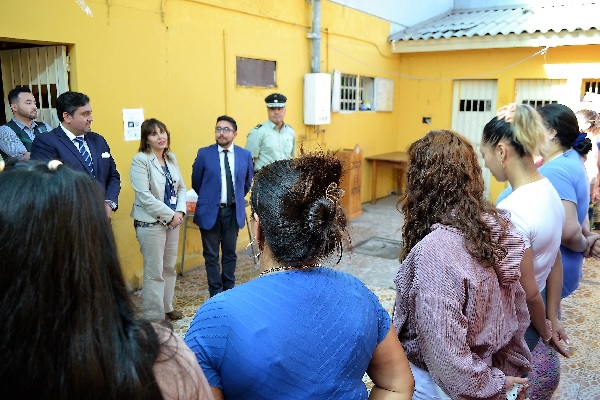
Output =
[{"x1": 136, "y1": 195, "x2": 600, "y2": 399}]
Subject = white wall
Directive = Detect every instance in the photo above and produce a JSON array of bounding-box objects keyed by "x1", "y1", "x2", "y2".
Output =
[
  {"x1": 328, "y1": 0, "x2": 590, "y2": 33},
  {"x1": 454, "y1": 0, "x2": 597, "y2": 9},
  {"x1": 328, "y1": 0, "x2": 452, "y2": 33}
]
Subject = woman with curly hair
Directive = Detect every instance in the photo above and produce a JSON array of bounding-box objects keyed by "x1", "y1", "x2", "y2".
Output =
[
  {"x1": 394, "y1": 130, "x2": 531, "y2": 399},
  {"x1": 185, "y1": 151, "x2": 414, "y2": 400}
]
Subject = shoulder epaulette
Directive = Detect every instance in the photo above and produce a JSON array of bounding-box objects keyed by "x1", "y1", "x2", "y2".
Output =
[{"x1": 253, "y1": 124, "x2": 262, "y2": 129}]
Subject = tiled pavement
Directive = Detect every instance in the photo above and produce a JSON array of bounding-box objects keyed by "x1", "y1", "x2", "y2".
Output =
[{"x1": 135, "y1": 195, "x2": 600, "y2": 399}]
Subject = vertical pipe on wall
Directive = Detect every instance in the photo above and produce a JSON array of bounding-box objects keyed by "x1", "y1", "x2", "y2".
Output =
[{"x1": 309, "y1": 0, "x2": 321, "y2": 73}]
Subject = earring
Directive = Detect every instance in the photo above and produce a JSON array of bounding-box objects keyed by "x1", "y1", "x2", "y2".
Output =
[{"x1": 245, "y1": 240, "x2": 261, "y2": 269}]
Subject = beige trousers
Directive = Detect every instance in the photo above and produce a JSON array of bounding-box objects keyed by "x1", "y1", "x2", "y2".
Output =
[{"x1": 136, "y1": 224, "x2": 179, "y2": 320}]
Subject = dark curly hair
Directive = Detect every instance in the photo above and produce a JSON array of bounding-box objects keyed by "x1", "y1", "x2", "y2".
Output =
[
  {"x1": 250, "y1": 150, "x2": 348, "y2": 266},
  {"x1": 399, "y1": 130, "x2": 508, "y2": 266}
]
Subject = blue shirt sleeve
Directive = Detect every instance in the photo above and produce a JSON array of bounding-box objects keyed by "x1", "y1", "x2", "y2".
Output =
[
  {"x1": 184, "y1": 298, "x2": 229, "y2": 389},
  {"x1": 362, "y1": 281, "x2": 391, "y2": 345}
]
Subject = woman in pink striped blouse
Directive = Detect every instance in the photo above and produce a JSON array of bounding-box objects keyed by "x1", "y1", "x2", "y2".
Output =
[{"x1": 394, "y1": 130, "x2": 531, "y2": 399}]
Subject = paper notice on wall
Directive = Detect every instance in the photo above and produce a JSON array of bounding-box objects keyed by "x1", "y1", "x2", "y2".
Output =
[{"x1": 123, "y1": 108, "x2": 144, "y2": 141}]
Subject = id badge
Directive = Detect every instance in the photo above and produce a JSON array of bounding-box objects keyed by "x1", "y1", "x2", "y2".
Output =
[{"x1": 170, "y1": 195, "x2": 177, "y2": 205}]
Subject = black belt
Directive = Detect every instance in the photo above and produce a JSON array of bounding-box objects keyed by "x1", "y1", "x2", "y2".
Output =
[
  {"x1": 133, "y1": 220, "x2": 163, "y2": 228},
  {"x1": 219, "y1": 203, "x2": 235, "y2": 208}
]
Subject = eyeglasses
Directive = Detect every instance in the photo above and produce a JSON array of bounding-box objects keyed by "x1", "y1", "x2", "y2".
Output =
[{"x1": 215, "y1": 127, "x2": 234, "y2": 133}]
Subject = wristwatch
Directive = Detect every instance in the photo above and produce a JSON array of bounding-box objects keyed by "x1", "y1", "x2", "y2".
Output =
[{"x1": 105, "y1": 200, "x2": 118, "y2": 211}]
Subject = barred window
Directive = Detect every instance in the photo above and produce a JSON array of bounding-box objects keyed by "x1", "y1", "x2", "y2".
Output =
[
  {"x1": 582, "y1": 79, "x2": 600, "y2": 99},
  {"x1": 332, "y1": 71, "x2": 393, "y2": 112},
  {"x1": 340, "y1": 74, "x2": 358, "y2": 111}
]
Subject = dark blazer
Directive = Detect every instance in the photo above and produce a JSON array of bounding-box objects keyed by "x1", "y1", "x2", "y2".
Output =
[
  {"x1": 191, "y1": 144, "x2": 253, "y2": 230},
  {"x1": 31, "y1": 126, "x2": 121, "y2": 204}
]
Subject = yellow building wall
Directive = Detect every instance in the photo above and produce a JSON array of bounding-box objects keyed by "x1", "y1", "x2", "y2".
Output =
[
  {"x1": 0, "y1": 0, "x2": 403, "y2": 287},
  {"x1": 5, "y1": 0, "x2": 596, "y2": 287},
  {"x1": 395, "y1": 45, "x2": 600, "y2": 203}
]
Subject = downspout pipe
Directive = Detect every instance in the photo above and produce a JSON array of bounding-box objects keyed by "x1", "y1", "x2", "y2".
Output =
[{"x1": 308, "y1": 0, "x2": 321, "y2": 73}]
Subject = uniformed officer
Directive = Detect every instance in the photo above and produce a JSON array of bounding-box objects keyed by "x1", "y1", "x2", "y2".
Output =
[{"x1": 245, "y1": 93, "x2": 296, "y2": 171}]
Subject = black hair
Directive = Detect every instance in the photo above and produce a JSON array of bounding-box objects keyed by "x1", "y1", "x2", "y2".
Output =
[
  {"x1": 56, "y1": 91, "x2": 90, "y2": 122},
  {"x1": 216, "y1": 115, "x2": 237, "y2": 132},
  {"x1": 250, "y1": 151, "x2": 348, "y2": 266},
  {"x1": 7, "y1": 86, "x2": 32, "y2": 104},
  {"x1": 0, "y1": 161, "x2": 164, "y2": 399},
  {"x1": 538, "y1": 103, "x2": 592, "y2": 156}
]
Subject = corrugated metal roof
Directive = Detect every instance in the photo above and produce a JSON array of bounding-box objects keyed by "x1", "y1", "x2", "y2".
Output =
[{"x1": 388, "y1": 3, "x2": 600, "y2": 42}]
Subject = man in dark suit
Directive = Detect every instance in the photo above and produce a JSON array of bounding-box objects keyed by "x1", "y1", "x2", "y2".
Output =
[
  {"x1": 31, "y1": 91, "x2": 121, "y2": 218},
  {"x1": 192, "y1": 115, "x2": 254, "y2": 297}
]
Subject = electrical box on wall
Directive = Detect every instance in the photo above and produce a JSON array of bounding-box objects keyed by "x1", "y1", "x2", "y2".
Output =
[{"x1": 303, "y1": 73, "x2": 331, "y2": 125}]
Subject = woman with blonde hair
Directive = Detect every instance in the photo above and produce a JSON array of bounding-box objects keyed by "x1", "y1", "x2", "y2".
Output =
[{"x1": 482, "y1": 103, "x2": 568, "y2": 399}]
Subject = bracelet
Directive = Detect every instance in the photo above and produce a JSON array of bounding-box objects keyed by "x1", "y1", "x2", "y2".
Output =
[{"x1": 543, "y1": 329, "x2": 553, "y2": 343}]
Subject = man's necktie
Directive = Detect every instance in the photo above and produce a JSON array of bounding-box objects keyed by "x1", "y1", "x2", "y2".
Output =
[
  {"x1": 74, "y1": 137, "x2": 94, "y2": 176},
  {"x1": 223, "y1": 149, "x2": 234, "y2": 205}
]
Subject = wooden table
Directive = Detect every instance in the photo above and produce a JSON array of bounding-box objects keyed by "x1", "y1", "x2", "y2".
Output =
[{"x1": 365, "y1": 151, "x2": 409, "y2": 204}]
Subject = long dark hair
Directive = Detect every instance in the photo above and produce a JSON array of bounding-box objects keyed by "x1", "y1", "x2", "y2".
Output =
[
  {"x1": 250, "y1": 151, "x2": 348, "y2": 266},
  {"x1": 399, "y1": 130, "x2": 508, "y2": 265},
  {"x1": 0, "y1": 162, "x2": 163, "y2": 399}
]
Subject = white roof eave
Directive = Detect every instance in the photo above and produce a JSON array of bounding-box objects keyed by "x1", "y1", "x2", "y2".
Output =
[{"x1": 390, "y1": 30, "x2": 600, "y2": 53}]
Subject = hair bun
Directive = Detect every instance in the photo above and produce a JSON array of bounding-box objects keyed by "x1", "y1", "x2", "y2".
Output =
[{"x1": 307, "y1": 198, "x2": 336, "y2": 231}]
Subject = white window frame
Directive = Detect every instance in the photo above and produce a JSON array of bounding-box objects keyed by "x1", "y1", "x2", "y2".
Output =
[{"x1": 331, "y1": 70, "x2": 394, "y2": 113}]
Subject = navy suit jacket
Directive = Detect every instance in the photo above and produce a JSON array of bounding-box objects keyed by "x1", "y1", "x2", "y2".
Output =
[
  {"x1": 191, "y1": 144, "x2": 253, "y2": 230},
  {"x1": 31, "y1": 127, "x2": 121, "y2": 204}
]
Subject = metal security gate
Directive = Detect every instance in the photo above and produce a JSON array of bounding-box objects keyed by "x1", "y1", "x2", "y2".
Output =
[
  {"x1": 515, "y1": 79, "x2": 567, "y2": 107},
  {"x1": 451, "y1": 80, "x2": 498, "y2": 199},
  {"x1": 0, "y1": 45, "x2": 69, "y2": 128}
]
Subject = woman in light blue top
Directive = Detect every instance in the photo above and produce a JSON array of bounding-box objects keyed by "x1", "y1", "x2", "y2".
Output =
[{"x1": 537, "y1": 104, "x2": 600, "y2": 298}]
